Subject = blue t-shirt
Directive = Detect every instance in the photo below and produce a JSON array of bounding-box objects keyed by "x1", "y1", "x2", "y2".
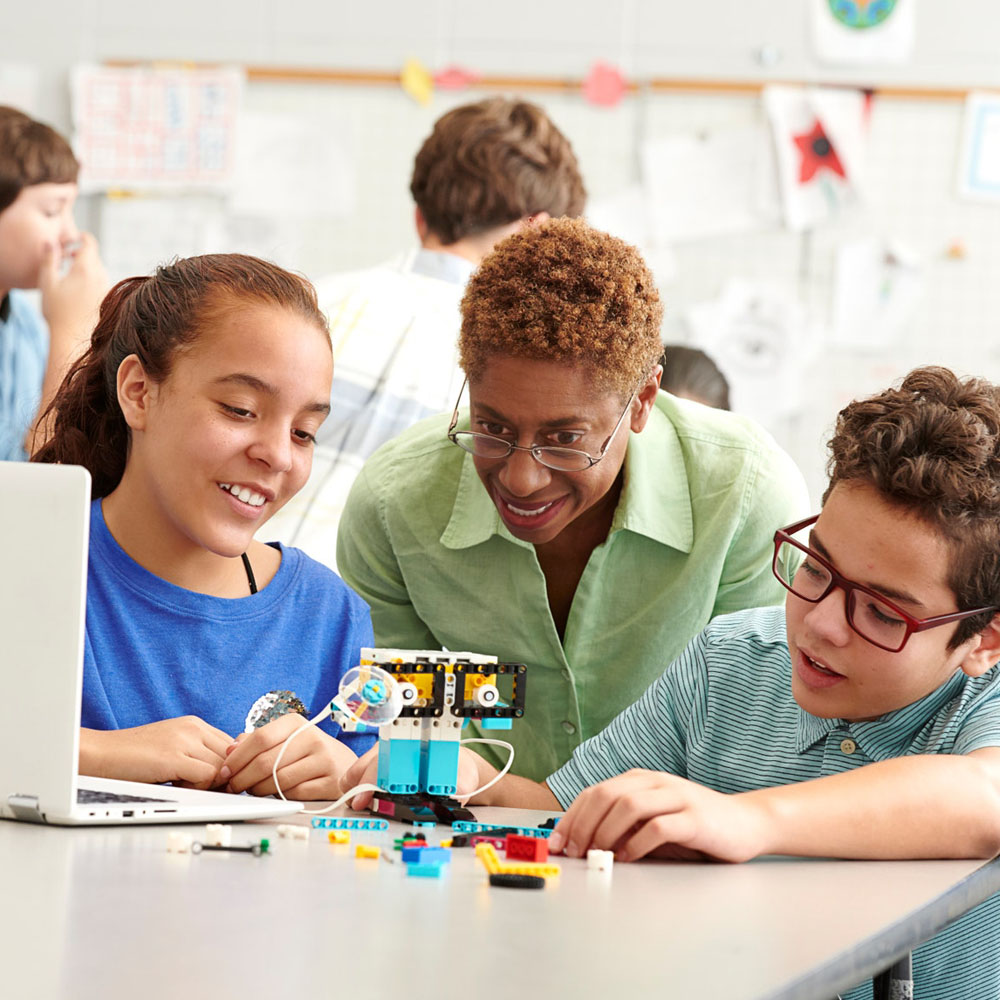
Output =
[
  {"x1": 82, "y1": 500, "x2": 375, "y2": 755},
  {"x1": 0, "y1": 291, "x2": 47, "y2": 461}
]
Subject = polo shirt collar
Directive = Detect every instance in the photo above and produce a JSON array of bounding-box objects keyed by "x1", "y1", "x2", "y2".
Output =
[
  {"x1": 408, "y1": 248, "x2": 476, "y2": 286},
  {"x1": 795, "y1": 670, "x2": 968, "y2": 758},
  {"x1": 438, "y1": 395, "x2": 695, "y2": 554}
]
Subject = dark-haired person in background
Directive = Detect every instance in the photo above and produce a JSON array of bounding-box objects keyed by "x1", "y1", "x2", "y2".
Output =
[
  {"x1": 0, "y1": 105, "x2": 107, "y2": 459},
  {"x1": 660, "y1": 344, "x2": 731, "y2": 411},
  {"x1": 267, "y1": 97, "x2": 586, "y2": 565}
]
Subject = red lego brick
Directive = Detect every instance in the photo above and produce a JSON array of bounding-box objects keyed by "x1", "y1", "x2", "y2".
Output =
[{"x1": 505, "y1": 833, "x2": 549, "y2": 863}]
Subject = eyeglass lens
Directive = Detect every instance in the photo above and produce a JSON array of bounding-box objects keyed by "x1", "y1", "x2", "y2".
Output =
[
  {"x1": 774, "y1": 540, "x2": 910, "y2": 650},
  {"x1": 451, "y1": 433, "x2": 593, "y2": 471}
]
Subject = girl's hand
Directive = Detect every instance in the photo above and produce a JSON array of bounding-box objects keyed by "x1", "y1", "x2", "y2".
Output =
[
  {"x1": 547, "y1": 769, "x2": 769, "y2": 864},
  {"x1": 221, "y1": 715, "x2": 358, "y2": 800},
  {"x1": 338, "y1": 744, "x2": 486, "y2": 810},
  {"x1": 79, "y1": 717, "x2": 232, "y2": 789}
]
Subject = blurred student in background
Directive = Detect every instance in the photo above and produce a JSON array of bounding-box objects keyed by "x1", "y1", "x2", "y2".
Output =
[
  {"x1": 660, "y1": 345, "x2": 730, "y2": 411},
  {"x1": 0, "y1": 106, "x2": 108, "y2": 460},
  {"x1": 266, "y1": 97, "x2": 586, "y2": 567}
]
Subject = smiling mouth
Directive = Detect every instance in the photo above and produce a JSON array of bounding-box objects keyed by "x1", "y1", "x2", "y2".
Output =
[
  {"x1": 219, "y1": 483, "x2": 267, "y2": 508},
  {"x1": 505, "y1": 500, "x2": 556, "y2": 517},
  {"x1": 802, "y1": 651, "x2": 844, "y2": 678}
]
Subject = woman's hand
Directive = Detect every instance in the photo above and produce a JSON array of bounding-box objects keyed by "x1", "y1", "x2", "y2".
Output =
[
  {"x1": 221, "y1": 715, "x2": 358, "y2": 800},
  {"x1": 79, "y1": 717, "x2": 231, "y2": 789}
]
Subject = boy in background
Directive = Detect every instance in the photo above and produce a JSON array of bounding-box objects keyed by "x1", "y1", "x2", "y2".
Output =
[
  {"x1": 344, "y1": 366, "x2": 1000, "y2": 997},
  {"x1": 0, "y1": 106, "x2": 107, "y2": 459},
  {"x1": 266, "y1": 97, "x2": 586, "y2": 565}
]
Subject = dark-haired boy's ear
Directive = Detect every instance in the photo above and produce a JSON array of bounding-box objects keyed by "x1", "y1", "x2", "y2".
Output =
[
  {"x1": 960, "y1": 615, "x2": 1000, "y2": 678},
  {"x1": 630, "y1": 364, "x2": 663, "y2": 434},
  {"x1": 116, "y1": 354, "x2": 154, "y2": 432}
]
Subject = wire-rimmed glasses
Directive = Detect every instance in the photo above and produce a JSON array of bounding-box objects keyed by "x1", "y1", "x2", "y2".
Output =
[{"x1": 446, "y1": 377, "x2": 637, "y2": 473}]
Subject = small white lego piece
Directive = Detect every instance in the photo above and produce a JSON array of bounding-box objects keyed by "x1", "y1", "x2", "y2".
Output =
[
  {"x1": 167, "y1": 832, "x2": 193, "y2": 853},
  {"x1": 277, "y1": 824, "x2": 309, "y2": 841},
  {"x1": 205, "y1": 823, "x2": 232, "y2": 847},
  {"x1": 586, "y1": 849, "x2": 614, "y2": 872}
]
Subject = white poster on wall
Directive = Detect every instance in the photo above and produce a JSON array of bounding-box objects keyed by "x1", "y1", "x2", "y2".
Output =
[
  {"x1": 684, "y1": 279, "x2": 822, "y2": 429},
  {"x1": 764, "y1": 85, "x2": 869, "y2": 232},
  {"x1": 71, "y1": 64, "x2": 243, "y2": 193},
  {"x1": 957, "y1": 93, "x2": 1000, "y2": 204},
  {"x1": 811, "y1": 0, "x2": 914, "y2": 65}
]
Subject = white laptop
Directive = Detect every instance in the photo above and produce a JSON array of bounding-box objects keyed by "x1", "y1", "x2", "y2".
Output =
[{"x1": 0, "y1": 461, "x2": 300, "y2": 825}]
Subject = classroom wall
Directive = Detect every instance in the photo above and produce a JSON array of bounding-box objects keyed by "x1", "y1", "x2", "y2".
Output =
[{"x1": 3, "y1": 0, "x2": 1000, "y2": 502}]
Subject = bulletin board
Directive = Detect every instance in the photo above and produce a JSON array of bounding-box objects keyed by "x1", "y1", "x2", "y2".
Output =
[{"x1": 82, "y1": 66, "x2": 1000, "y2": 504}]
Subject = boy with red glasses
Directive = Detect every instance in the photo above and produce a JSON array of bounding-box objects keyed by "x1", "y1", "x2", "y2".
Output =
[{"x1": 343, "y1": 366, "x2": 1000, "y2": 997}]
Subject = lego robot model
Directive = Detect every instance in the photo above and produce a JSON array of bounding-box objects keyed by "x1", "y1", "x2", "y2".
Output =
[{"x1": 331, "y1": 648, "x2": 527, "y2": 823}]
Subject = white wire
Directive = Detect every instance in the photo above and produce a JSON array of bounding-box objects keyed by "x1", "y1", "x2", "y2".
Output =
[{"x1": 459, "y1": 737, "x2": 515, "y2": 801}]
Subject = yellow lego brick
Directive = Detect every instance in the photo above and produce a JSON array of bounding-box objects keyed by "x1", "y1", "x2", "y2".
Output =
[
  {"x1": 475, "y1": 842, "x2": 501, "y2": 874},
  {"x1": 327, "y1": 830, "x2": 350, "y2": 845},
  {"x1": 355, "y1": 844, "x2": 380, "y2": 859},
  {"x1": 498, "y1": 861, "x2": 561, "y2": 877},
  {"x1": 439, "y1": 838, "x2": 453, "y2": 848}
]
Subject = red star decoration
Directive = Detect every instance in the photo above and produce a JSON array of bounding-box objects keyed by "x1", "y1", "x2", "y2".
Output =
[{"x1": 793, "y1": 121, "x2": 847, "y2": 183}]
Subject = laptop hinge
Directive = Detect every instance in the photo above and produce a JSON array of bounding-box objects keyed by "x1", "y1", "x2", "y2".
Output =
[{"x1": 7, "y1": 794, "x2": 46, "y2": 824}]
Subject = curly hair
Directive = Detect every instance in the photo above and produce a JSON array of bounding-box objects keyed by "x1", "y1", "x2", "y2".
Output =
[
  {"x1": 826, "y1": 366, "x2": 1000, "y2": 647},
  {"x1": 0, "y1": 106, "x2": 79, "y2": 214},
  {"x1": 459, "y1": 218, "x2": 664, "y2": 396},
  {"x1": 410, "y1": 98, "x2": 585, "y2": 245}
]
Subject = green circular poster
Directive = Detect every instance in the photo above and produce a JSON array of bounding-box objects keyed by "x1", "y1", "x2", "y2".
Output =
[{"x1": 827, "y1": 0, "x2": 898, "y2": 29}]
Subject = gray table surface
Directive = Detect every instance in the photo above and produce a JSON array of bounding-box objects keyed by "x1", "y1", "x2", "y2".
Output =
[{"x1": 2, "y1": 806, "x2": 998, "y2": 1000}]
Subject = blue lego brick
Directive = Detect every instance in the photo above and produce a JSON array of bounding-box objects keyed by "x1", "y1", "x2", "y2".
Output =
[
  {"x1": 412, "y1": 821, "x2": 436, "y2": 828},
  {"x1": 377, "y1": 737, "x2": 422, "y2": 795},
  {"x1": 480, "y1": 717, "x2": 513, "y2": 730},
  {"x1": 406, "y1": 861, "x2": 448, "y2": 877},
  {"x1": 451, "y1": 821, "x2": 552, "y2": 838},
  {"x1": 400, "y1": 846, "x2": 452, "y2": 863},
  {"x1": 310, "y1": 817, "x2": 389, "y2": 831},
  {"x1": 420, "y1": 740, "x2": 459, "y2": 796}
]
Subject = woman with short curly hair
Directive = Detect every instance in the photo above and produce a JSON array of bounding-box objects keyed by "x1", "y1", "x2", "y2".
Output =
[{"x1": 337, "y1": 218, "x2": 808, "y2": 782}]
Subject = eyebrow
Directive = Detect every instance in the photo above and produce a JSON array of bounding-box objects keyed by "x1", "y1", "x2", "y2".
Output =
[
  {"x1": 473, "y1": 402, "x2": 589, "y2": 429},
  {"x1": 809, "y1": 530, "x2": 927, "y2": 609},
  {"x1": 213, "y1": 373, "x2": 330, "y2": 415}
]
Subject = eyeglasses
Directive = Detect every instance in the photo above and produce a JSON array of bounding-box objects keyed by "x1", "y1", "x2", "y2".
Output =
[
  {"x1": 772, "y1": 515, "x2": 997, "y2": 653},
  {"x1": 446, "y1": 377, "x2": 637, "y2": 473}
]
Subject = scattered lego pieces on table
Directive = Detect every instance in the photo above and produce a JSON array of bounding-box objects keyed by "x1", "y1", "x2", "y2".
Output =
[
  {"x1": 587, "y1": 849, "x2": 614, "y2": 872},
  {"x1": 312, "y1": 816, "x2": 389, "y2": 831},
  {"x1": 205, "y1": 823, "x2": 232, "y2": 847},
  {"x1": 191, "y1": 839, "x2": 269, "y2": 857},
  {"x1": 277, "y1": 824, "x2": 309, "y2": 841},
  {"x1": 327, "y1": 830, "x2": 351, "y2": 845},
  {"x1": 505, "y1": 833, "x2": 549, "y2": 863},
  {"x1": 355, "y1": 844, "x2": 381, "y2": 860},
  {"x1": 166, "y1": 832, "x2": 192, "y2": 853}
]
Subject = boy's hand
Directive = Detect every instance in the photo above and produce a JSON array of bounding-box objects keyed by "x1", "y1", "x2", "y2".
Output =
[
  {"x1": 38, "y1": 232, "x2": 108, "y2": 348},
  {"x1": 79, "y1": 717, "x2": 231, "y2": 789},
  {"x1": 338, "y1": 744, "x2": 486, "y2": 810},
  {"x1": 547, "y1": 769, "x2": 768, "y2": 863},
  {"x1": 222, "y1": 715, "x2": 358, "y2": 801}
]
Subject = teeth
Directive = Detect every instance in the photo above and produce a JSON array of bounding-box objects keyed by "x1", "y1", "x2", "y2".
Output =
[
  {"x1": 219, "y1": 483, "x2": 266, "y2": 507},
  {"x1": 507, "y1": 501, "x2": 553, "y2": 517}
]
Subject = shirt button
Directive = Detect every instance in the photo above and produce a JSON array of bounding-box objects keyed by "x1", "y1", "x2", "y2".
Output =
[
  {"x1": 840, "y1": 738, "x2": 857, "y2": 755},
  {"x1": 562, "y1": 721, "x2": 576, "y2": 735}
]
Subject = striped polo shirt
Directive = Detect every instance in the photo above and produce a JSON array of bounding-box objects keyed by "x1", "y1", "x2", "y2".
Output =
[{"x1": 547, "y1": 605, "x2": 1000, "y2": 1000}]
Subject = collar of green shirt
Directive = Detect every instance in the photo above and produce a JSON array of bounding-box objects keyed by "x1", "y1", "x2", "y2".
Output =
[
  {"x1": 438, "y1": 395, "x2": 696, "y2": 554},
  {"x1": 795, "y1": 669, "x2": 968, "y2": 760}
]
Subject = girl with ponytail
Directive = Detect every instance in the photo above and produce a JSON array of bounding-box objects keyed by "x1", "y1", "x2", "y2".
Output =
[{"x1": 35, "y1": 253, "x2": 375, "y2": 798}]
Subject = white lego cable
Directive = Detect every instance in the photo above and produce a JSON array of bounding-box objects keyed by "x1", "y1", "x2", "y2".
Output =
[
  {"x1": 270, "y1": 703, "x2": 383, "y2": 814},
  {"x1": 459, "y1": 737, "x2": 515, "y2": 800}
]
